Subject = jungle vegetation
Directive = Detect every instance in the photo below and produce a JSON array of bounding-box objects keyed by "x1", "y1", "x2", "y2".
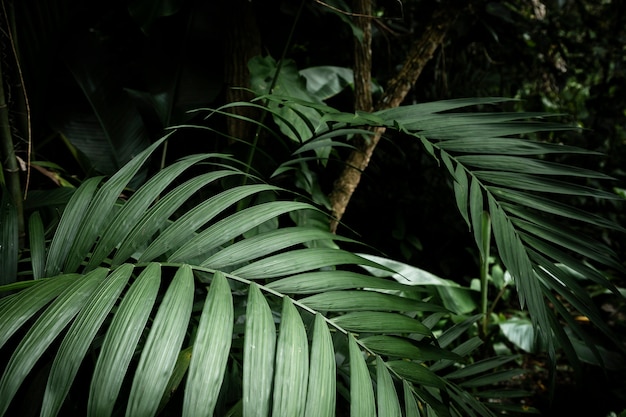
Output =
[{"x1": 0, "y1": 0, "x2": 624, "y2": 416}]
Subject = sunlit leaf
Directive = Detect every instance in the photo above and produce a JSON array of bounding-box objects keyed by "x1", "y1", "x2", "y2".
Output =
[
  {"x1": 243, "y1": 284, "x2": 276, "y2": 417},
  {"x1": 126, "y1": 265, "x2": 194, "y2": 417},
  {"x1": 267, "y1": 271, "x2": 414, "y2": 294},
  {"x1": 41, "y1": 265, "x2": 134, "y2": 417},
  {"x1": 183, "y1": 272, "x2": 234, "y2": 417},
  {"x1": 0, "y1": 268, "x2": 106, "y2": 416},
  {"x1": 332, "y1": 312, "x2": 431, "y2": 336},
  {"x1": 348, "y1": 334, "x2": 375, "y2": 417},
  {"x1": 0, "y1": 274, "x2": 78, "y2": 348},
  {"x1": 272, "y1": 297, "x2": 309, "y2": 417},
  {"x1": 89, "y1": 263, "x2": 161, "y2": 417},
  {"x1": 304, "y1": 314, "x2": 336, "y2": 417},
  {"x1": 376, "y1": 356, "x2": 402, "y2": 417},
  {"x1": 28, "y1": 212, "x2": 46, "y2": 280}
]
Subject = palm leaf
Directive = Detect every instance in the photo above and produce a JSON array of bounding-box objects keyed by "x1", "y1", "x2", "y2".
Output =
[
  {"x1": 0, "y1": 268, "x2": 106, "y2": 416},
  {"x1": 183, "y1": 271, "x2": 234, "y2": 417},
  {"x1": 305, "y1": 314, "x2": 336, "y2": 417},
  {"x1": 87, "y1": 263, "x2": 160, "y2": 416},
  {"x1": 376, "y1": 356, "x2": 402, "y2": 417},
  {"x1": 0, "y1": 119, "x2": 561, "y2": 416},
  {"x1": 126, "y1": 265, "x2": 194, "y2": 417},
  {"x1": 40, "y1": 264, "x2": 134, "y2": 417},
  {"x1": 272, "y1": 297, "x2": 309, "y2": 417},
  {"x1": 242, "y1": 284, "x2": 276, "y2": 417},
  {"x1": 348, "y1": 334, "x2": 375, "y2": 417}
]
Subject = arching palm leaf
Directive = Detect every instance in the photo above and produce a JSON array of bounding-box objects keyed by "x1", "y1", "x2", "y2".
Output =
[{"x1": 0, "y1": 134, "x2": 523, "y2": 416}]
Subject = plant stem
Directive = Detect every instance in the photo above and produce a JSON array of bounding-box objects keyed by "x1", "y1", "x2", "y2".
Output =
[
  {"x1": 0, "y1": 50, "x2": 24, "y2": 247},
  {"x1": 480, "y1": 211, "x2": 491, "y2": 339}
]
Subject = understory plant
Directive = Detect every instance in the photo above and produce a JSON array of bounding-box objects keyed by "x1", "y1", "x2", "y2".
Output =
[{"x1": 0, "y1": 91, "x2": 624, "y2": 417}]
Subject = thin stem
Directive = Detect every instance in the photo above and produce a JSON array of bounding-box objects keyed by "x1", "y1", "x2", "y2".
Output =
[
  {"x1": 0, "y1": 35, "x2": 24, "y2": 247},
  {"x1": 236, "y1": 0, "x2": 306, "y2": 211},
  {"x1": 480, "y1": 211, "x2": 491, "y2": 339}
]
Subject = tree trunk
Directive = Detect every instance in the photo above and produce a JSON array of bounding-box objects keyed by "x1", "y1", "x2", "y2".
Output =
[
  {"x1": 329, "y1": 3, "x2": 464, "y2": 233},
  {"x1": 221, "y1": 0, "x2": 262, "y2": 142}
]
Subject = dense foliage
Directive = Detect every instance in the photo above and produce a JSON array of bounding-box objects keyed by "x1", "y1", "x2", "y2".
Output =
[{"x1": 0, "y1": 0, "x2": 624, "y2": 416}]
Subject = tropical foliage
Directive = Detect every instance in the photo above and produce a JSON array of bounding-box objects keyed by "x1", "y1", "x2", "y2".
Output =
[
  {"x1": 0, "y1": 0, "x2": 625, "y2": 416},
  {"x1": 1, "y1": 91, "x2": 624, "y2": 416}
]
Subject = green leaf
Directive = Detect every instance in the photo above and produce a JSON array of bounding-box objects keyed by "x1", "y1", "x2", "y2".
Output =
[
  {"x1": 28, "y1": 212, "x2": 46, "y2": 280},
  {"x1": 44, "y1": 176, "x2": 102, "y2": 276},
  {"x1": 167, "y1": 199, "x2": 311, "y2": 264},
  {"x1": 0, "y1": 267, "x2": 106, "y2": 416},
  {"x1": 126, "y1": 265, "x2": 194, "y2": 417},
  {"x1": 459, "y1": 369, "x2": 526, "y2": 388},
  {"x1": 348, "y1": 334, "x2": 375, "y2": 417},
  {"x1": 457, "y1": 155, "x2": 611, "y2": 178},
  {"x1": 41, "y1": 264, "x2": 134, "y2": 417},
  {"x1": 139, "y1": 184, "x2": 278, "y2": 262},
  {"x1": 479, "y1": 172, "x2": 619, "y2": 199},
  {"x1": 300, "y1": 66, "x2": 353, "y2": 101},
  {"x1": 469, "y1": 177, "x2": 485, "y2": 257},
  {"x1": 202, "y1": 227, "x2": 352, "y2": 269},
  {"x1": 361, "y1": 336, "x2": 462, "y2": 362},
  {"x1": 0, "y1": 274, "x2": 78, "y2": 349},
  {"x1": 88, "y1": 263, "x2": 161, "y2": 417},
  {"x1": 402, "y1": 381, "x2": 420, "y2": 417},
  {"x1": 86, "y1": 154, "x2": 214, "y2": 270},
  {"x1": 491, "y1": 187, "x2": 625, "y2": 232},
  {"x1": 304, "y1": 314, "x2": 336, "y2": 417},
  {"x1": 376, "y1": 356, "x2": 402, "y2": 417},
  {"x1": 300, "y1": 291, "x2": 447, "y2": 313},
  {"x1": 159, "y1": 346, "x2": 192, "y2": 414},
  {"x1": 62, "y1": 45, "x2": 152, "y2": 177},
  {"x1": 357, "y1": 254, "x2": 461, "y2": 287},
  {"x1": 437, "y1": 137, "x2": 592, "y2": 155},
  {"x1": 183, "y1": 272, "x2": 234, "y2": 417},
  {"x1": 0, "y1": 187, "x2": 18, "y2": 284},
  {"x1": 488, "y1": 197, "x2": 551, "y2": 351},
  {"x1": 243, "y1": 284, "x2": 276, "y2": 417},
  {"x1": 452, "y1": 164, "x2": 470, "y2": 228},
  {"x1": 267, "y1": 271, "x2": 415, "y2": 294},
  {"x1": 386, "y1": 361, "x2": 445, "y2": 389},
  {"x1": 499, "y1": 318, "x2": 537, "y2": 353},
  {"x1": 445, "y1": 355, "x2": 520, "y2": 379},
  {"x1": 272, "y1": 297, "x2": 309, "y2": 417},
  {"x1": 332, "y1": 312, "x2": 432, "y2": 336},
  {"x1": 112, "y1": 170, "x2": 238, "y2": 266},
  {"x1": 233, "y1": 248, "x2": 382, "y2": 279},
  {"x1": 64, "y1": 135, "x2": 169, "y2": 273}
]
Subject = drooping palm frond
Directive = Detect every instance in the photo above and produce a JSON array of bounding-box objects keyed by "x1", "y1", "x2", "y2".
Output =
[
  {"x1": 263, "y1": 95, "x2": 623, "y2": 366},
  {"x1": 0, "y1": 132, "x2": 526, "y2": 416},
  {"x1": 371, "y1": 98, "x2": 625, "y2": 361}
]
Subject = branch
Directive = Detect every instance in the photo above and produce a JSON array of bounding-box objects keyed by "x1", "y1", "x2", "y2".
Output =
[{"x1": 329, "y1": 3, "x2": 464, "y2": 232}]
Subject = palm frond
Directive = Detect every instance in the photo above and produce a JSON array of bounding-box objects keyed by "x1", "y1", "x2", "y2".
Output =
[
  {"x1": 1, "y1": 115, "x2": 591, "y2": 416},
  {"x1": 378, "y1": 98, "x2": 624, "y2": 359}
]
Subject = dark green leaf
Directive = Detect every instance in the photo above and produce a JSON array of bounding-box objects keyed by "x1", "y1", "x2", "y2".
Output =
[
  {"x1": 126, "y1": 265, "x2": 194, "y2": 417},
  {"x1": 332, "y1": 312, "x2": 432, "y2": 336},
  {"x1": 267, "y1": 271, "x2": 414, "y2": 294},
  {"x1": 0, "y1": 268, "x2": 106, "y2": 416},
  {"x1": 183, "y1": 272, "x2": 234, "y2": 417},
  {"x1": 386, "y1": 361, "x2": 445, "y2": 389},
  {"x1": 348, "y1": 334, "x2": 375, "y2": 417},
  {"x1": 376, "y1": 356, "x2": 402, "y2": 417},
  {"x1": 243, "y1": 284, "x2": 276, "y2": 417},
  {"x1": 304, "y1": 314, "x2": 336, "y2": 417},
  {"x1": 88, "y1": 263, "x2": 161, "y2": 417},
  {"x1": 300, "y1": 291, "x2": 446, "y2": 313},
  {"x1": 361, "y1": 336, "x2": 462, "y2": 362},
  {"x1": 272, "y1": 297, "x2": 309, "y2": 417},
  {"x1": 41, "y1": 264, "x2": 133, "y2": 417}
]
